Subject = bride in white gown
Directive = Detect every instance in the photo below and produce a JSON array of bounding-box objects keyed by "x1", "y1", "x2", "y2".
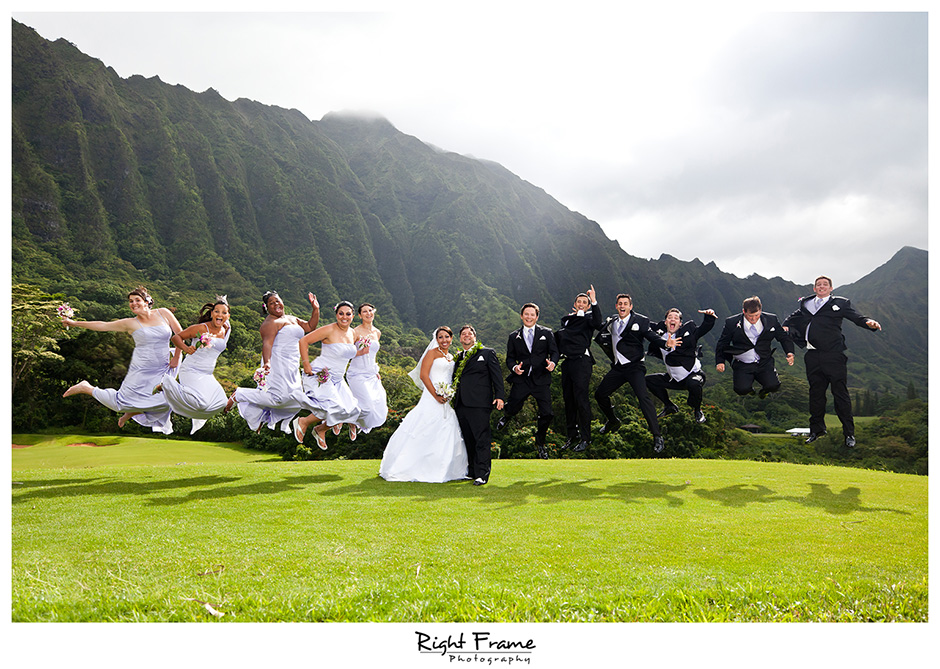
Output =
[{"x1": 380, "y1": 326, "x2": 468, "y2": 483}]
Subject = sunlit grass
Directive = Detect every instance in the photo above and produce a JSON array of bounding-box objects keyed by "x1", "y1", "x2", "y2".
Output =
[{"x1": 11, "y1": 436, "x2": 927, "y2": 621}]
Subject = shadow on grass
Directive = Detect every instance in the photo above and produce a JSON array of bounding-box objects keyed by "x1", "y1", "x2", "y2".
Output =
[
  {"x1": 322, "y1": 477, "x2": 910, "y2": 517},
  {"x1": 12, "y1": 474, "x2": 340, "y2": 505},
  {"x1": 693, "y1": 482, "x2": 910, "y2": 516}
]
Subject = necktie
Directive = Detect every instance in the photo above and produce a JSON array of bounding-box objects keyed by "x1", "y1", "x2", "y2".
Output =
[
  {"x1": 525, "y1": 328, "x2": 534, "y2": 352},
  {"x1": 747, "y1": 323, "x2": 758, "y2": 344},
  {"x1": 617, "y1": 319, "x2": 626, "y2": 336},
  {"x1": 814, "y1": 297, "x2": 823, "y2": 312}
]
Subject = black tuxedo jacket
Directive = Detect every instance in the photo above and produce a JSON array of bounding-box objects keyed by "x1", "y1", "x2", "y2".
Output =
[
  {"x1": 506, "y1": 324, "x2": 559, "y2": 386},
  {"x1": 554, "y1": 304, "x2": 603, "y2": 362},
  {"x1": 594, "y1": 311, "x2": 659, "y2": 365},
  {"x1": 454, "y1": 346, "x2": 506, "y2": 408},
  {"x1": 647, "y1": 313, "x2": 716, "y2": 372},
  {"x1": 783, "y1": 295, "x2": 874, "y2": 352},
  {"x1": 714, "y1": 312, "x2": 793, "y2": 365}
]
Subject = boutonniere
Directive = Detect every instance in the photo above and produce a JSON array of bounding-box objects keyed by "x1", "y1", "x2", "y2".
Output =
[
  {"x1": 770, "y1": 327, "x2": 776, "y2": 332},
  {"x1": 736, "y1": 321, "x2": 742, "y2": 328}
]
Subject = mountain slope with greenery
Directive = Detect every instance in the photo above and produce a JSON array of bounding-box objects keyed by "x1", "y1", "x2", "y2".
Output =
[{"x1": 11, "y1": 19, "x2": 926, "y2": 403}]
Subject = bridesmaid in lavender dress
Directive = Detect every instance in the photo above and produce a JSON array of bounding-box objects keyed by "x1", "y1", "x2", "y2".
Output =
[
  {"x1": 292, "y1": 301, "x2": 368, "y2": 450},
  {"x1": 61, "y1": 286, "x2": 184, "y2": 434},
  {"x1": 347, "y1": 302, "x2": 388, "y2": 434},
  {"x1": 226, "y1": 290, "x2": 319, "y2": 433},
  {"x1": 160, "y1": 296, "x2": 232, "y2": 434}
]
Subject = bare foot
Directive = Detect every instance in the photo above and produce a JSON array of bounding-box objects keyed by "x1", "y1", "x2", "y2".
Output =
[
  {"x1": 62, "y1": 380, "x2": 93, "y2": 398},
  {"x1": 152, "y1": 384, "x2": 163, "y2": 394},
  {"x1": 223, "y1": 394, "x2": 236, "y2": 414},
  {"x1": 117, "y1": 412, "x2": 140, "y2": 428}
]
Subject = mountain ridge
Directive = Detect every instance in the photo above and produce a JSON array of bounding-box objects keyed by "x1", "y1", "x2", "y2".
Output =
[{"x1": 11, "y1": 19, "x2": 926, "y2": 397}]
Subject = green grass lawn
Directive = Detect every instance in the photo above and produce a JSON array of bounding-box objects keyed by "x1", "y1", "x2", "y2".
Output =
[{"x1": 11, "y1": 434, "x2": 927, "y2": 622}]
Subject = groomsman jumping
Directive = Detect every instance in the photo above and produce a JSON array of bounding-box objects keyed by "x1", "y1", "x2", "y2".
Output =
[
  {"x1": 593, "y1": 293, "x2": 665, "y2": 453},
  {"x1": 783, "y1": 276, "x2": 881, "y2": 448},
  {"x1": 646, "y1": 307, "x2": 717, "y2": 424},
  {"x1": 715, "y1": 296, "x2": 794, "y2": 398},
  {"x1": 497, "y1": 303, "x2": 559, "y2": 459},
  {"x1": 554, "y1": 285, "x2": 602, "y2": 453}
]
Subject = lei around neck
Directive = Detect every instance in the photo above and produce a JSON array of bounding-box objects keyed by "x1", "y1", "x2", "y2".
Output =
[{"x1": 452, "y1": 341, "x2": 483, "y2": 389}]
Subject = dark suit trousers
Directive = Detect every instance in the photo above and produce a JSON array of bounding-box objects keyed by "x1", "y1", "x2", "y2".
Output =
[
  {"x1": 594, "y1": 361, "x2": 661, "y2": 437},
  {"x1": 805, "y1": 349, "x2": 853, "y2": 437},
  {"x1": 731, "y1": 357, "x2": 781, "y2": 395},
  {"x1": 456, "y1": 404, "x2": 493, "y2": 481},
  {"x1": 561, "y1": 356, "x2": 593, "y2": 442},
  {"x1": 645, "y1": 371, "x2": 705, "y2": 410},
  {"x1": 504, "y1": 377, "x2": 553, "y2": 445}
]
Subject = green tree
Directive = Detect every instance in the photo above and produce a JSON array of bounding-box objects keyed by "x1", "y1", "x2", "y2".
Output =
[{"x1": 11, "y1": 283, "x2": 71, "y2": 394}]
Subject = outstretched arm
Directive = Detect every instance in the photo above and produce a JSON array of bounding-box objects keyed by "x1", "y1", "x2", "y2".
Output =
[{"x1": 60, "y1": 317, "x2": 137, "y2": 333}]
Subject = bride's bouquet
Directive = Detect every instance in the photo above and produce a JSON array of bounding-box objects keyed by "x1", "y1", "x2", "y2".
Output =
[
  {"x1": 435, "y1": 381, "x2": 456, "y2": 402},
  {"x1": 315, "y1": 368, "x2": 331, "y2": 385},
  {"x1": 354, "y1": 336, "x2": 371, "y2": 351}
]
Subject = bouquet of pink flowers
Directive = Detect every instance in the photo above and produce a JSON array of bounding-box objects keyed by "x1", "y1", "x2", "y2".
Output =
[
  {"x1": 435, "y1": 381, "x2": 456, "y2": 402},
  {"x1": 57, "y1": 303, "x2": 76, "y2": 328},
  {"x1": 194, "y1": 331, "x2": 213, "y2": 350},
  {"x1": 252, "y1": 367, "x2": 269, "y2": 390},
  {"x1": 354, "y1": 337, "x2": 371, "y2": 351},
  {"x1": 315, "y1": 368, "x2": 331, "y2": 385}
]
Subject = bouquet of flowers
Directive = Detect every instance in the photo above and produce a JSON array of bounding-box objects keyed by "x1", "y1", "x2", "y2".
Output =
[
  {"x1": 315, "y1": 368, "x2": 331, "y2": 385},
  {"x1": 435, "y1": 381, "x2": 456, "y2": 402},
  {"x1": 194, "y1": 331, "x2": 214, "y2": 350},
  {"x1": 354, "y1": 337, "x2": 371, "y2": 351},
  {"x1": 253, "y1": 367, "x2": 270, "y2": 390},
  {"x1": 57, "y1": 303, "x2": 76, "y2": 328}
]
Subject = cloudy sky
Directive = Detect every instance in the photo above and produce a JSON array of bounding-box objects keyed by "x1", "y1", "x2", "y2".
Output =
[{"x1": 12, "y1": 8, "x2": 928, "y2": 288}]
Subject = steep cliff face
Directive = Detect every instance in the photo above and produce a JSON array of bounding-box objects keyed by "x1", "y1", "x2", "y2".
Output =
[{"x1": 11, "y1": 20, "x2": 925, "y2": 395}]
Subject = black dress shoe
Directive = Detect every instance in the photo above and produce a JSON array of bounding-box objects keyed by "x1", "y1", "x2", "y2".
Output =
[
  {"x1": 495, "y1": 416, "x2": 508, "y2": 431},
  {"x1": 653, "y1": 435, "x2": 665, "y2": 453},
  {"x1": 573, "y1": 440, "x2": 589, "y2": 453},
  {"x1": 758, "y1": 387, "x2": 778, "y2": 400},
  {"x1": 536, "y1": 443, "x2": 549, "y2": 459},
  {"x1": 473, "y1": 477, "x2": 487, "y2": 486},
  {"x1": 599, "y1": 418, "x2": 621, "y2": 435},
  {"x1": 656, "y1": 404, "x2": 679, "y2": 419},
  {"x1": 561, "y1": 437, "x2": 575, "y2": 450},
  {"x1": 845, "y1": 435, "x2": 856, "y2": 448},
  {"x1": 805, "y1": 431, "x2": 827, "y2": 444},
  {"x1": 694, "y1": 410, "x2": 706, "y2": 424}
]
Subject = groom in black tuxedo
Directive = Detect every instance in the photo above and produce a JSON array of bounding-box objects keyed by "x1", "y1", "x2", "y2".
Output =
[
  {"x1": 783, "y1": 276, "x2": 881, "y2": 448},
  {"x1": 453, "y1": 325, "x2": 505, "y2": 485},
  {"x1": 497, "y1": 302, "x2": 559, "y2": 459}
]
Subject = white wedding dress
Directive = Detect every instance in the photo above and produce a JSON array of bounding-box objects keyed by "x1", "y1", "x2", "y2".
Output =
[{"x1": 379, "y1": 354, "x2": 468, "y2": 483}]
